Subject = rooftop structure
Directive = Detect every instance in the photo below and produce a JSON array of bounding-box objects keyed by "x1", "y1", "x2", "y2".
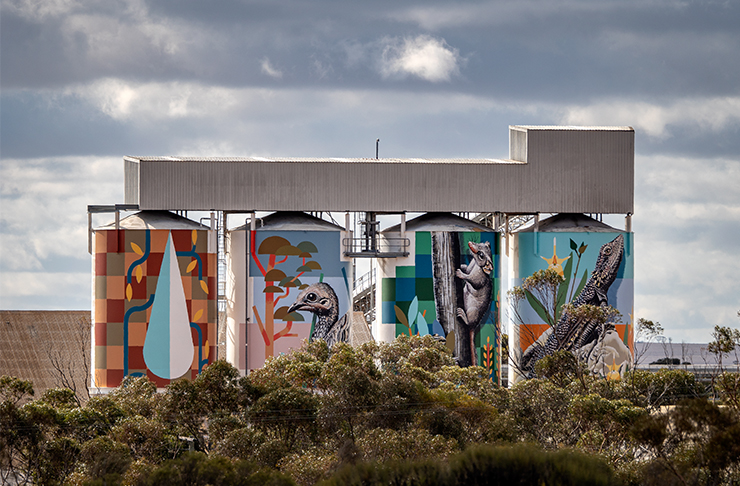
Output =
[{"x1": 123, "y1": 126, "x2": 634, "y2": 215}]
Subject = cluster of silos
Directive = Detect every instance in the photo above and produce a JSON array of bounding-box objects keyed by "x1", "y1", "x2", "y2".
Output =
[
  {"x1": 374, "y1": 213, "x2": 502, "y2": 384},
  {"x1": 224, "y1": 212, "x2": 355, "y2": 373},
  {"x1": 90, "y1": 208, "x2": 632, "y2": 388},
  {"x1": 92, "y1": 211, "x2": 217, "y2": 390},
  {"x1": 508, "y1": 214, "x2": 634, "y2": 384}
]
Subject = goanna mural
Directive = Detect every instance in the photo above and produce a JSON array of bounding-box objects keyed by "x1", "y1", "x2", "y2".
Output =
[
  {"x1": 248, "y1": 230, "x2": 351, "y2": 370},
  {"x1": 380, "y1": 231, "x2": 501, "y2": 383},
  {"x1": 512, "y1": 231, "x2": 634, "y2": 382},
  {"x1": 93, "y1": 220, "x2": 217, "y2": 389}
]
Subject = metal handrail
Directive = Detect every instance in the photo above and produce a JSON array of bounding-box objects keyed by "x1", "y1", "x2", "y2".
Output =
[
  {"x1": 343, "y1": 237, "x2": 410, "y2": 257},
  {"x1": 353, "y1": 269, "x2": 375, "y2": 296}
]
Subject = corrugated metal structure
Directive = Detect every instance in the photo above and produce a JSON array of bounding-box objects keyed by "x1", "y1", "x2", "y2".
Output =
[
  {"x1": 124, "y1": 126, "x2": 634, "y2": 214},
  {"x1": 0, "y1": 311, "x2": 91, "y2": 399}
]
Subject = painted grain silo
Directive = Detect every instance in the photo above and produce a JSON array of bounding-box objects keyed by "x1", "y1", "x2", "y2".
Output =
[
  {"x1": 92, "y1": 211, "x2": 217, "y2": 390},
  {"x1": 375, "y1": 213, "x2": 502, "y2": 383},
  {"x1": 509, "y1": 213, "x2": 634, "y2": 385},
  {"x1": 225, "y1": 212, "x2": 353, "y2": 373}
]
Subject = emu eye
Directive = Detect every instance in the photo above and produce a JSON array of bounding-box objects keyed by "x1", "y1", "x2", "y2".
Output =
[{"x1": 306, "y1": 292, "x2": 317, "y2": 301}]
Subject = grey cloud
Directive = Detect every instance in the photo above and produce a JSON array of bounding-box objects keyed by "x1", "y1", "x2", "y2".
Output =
[
  {"x1": 3, "y1": 0, "x2": 739, "y2": 101},
  {"x1": 1, "y1": 0, "x2": 739, "y2": 343}
]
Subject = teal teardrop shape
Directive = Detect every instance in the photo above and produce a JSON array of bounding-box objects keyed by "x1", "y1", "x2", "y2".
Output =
[{"x1": 143, "y1": 232, "x2": 194, "y2": 379}]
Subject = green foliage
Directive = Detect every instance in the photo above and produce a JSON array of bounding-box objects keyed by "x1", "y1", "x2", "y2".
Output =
[
  {"x1": 708, "y1": 325, "x2": 740, "y2": 371},
  {"x1": 357, "y1": 427, "x2": 458, "y2": 463},
  {"x1": 620, "y1": 368, "x2": 706, "y2": 409},
  {"x1": 109, "y1": 375, "x2": 157, "y2": 417},
  {"x1": 535, "y1": 350, "x2": 585, "y2": 388},
  {"x1": 80, "y1": 436, "x2": 132, "y2": 480},
  {"x1": 139, "y1": 452, "x2": 295, "y2": 486},
  {"x1": 2, "y1": 335, "x2": 738, "y2": 486},
  {"x1": 508, "y1": 268, "x2": 564, "y2": 326},
  {"x1": 250, "y1": 387, "x2": 319, "y2": 449},
  {"x1": 716, "y1": 372, "x2": 740, "y2": 412},
  {"x1": 318, "y1": 444, "x2": 619, "y2": 486},
  {"x1": 630, "y1": 399, "x2": 740, "y2": 486},
  {"x1": 279, "y1": 449, "x2": 337, "y2": 486},
  {"x1": 212, "y1": 427, "x2": 267, "y2": 461},
  {"x1": 0, "y1": 375, "x2": 34, "y2": 404},
  {"x1": 39, "y1": 387, "x2": 78, "y2": 409}
]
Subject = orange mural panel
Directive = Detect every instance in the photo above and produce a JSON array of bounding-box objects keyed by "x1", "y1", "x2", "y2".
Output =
[
  {"x1": 107, "y1": 276, "x2": 125, "y2": 300},
  {"x1": 519, "y1": 324, "x2": 550, "y2": 352},
  {"x1": 129, "y1": 322, "x2": 147, "y2": 346},
  {"x1": 106, "y1": 345, "x2": 124, "y2": 369}
]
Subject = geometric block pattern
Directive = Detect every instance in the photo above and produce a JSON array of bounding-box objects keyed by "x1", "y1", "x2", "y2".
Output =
[
  {"x1": 93, "y1": 228, "x2": 217, "y2": 389},
  {"x1": 380, "y1": 231, "x2": 501, "y2": 384}
]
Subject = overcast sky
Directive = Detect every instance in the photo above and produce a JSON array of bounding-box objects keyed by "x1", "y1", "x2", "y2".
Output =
[{"x1": 1, "y1": 0, "x2": 739, "y2": 342}]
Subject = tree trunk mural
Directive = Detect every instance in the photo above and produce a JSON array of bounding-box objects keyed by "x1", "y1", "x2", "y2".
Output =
[{"x1": 431, "y1": 232, "x2": 471, "y2": 366}]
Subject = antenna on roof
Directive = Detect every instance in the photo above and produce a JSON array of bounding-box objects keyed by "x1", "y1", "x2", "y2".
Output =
[{"x1": 376, "y1": 138, "x2": 380, "y2": 160}]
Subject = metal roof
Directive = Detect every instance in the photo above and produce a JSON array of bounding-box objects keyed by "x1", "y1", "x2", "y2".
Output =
[
  {"x1": 124, "y1": 126, "x2": 634, "y2": 214},
  {"x1": 384, "y1": 212, "x2": 493, "y2": 233},
  {"x1": 95, "y1": 210, "x2": 208, "y2": 230},
  {"x1": 518, "y1": 213, "x2": 621, "y2": 233},
  {"x1": 0, "y1": 311, "x2": 91, "y2": 399},
  {"x1": 126, "y1": 156, "x2": 522, "y2": 164}
]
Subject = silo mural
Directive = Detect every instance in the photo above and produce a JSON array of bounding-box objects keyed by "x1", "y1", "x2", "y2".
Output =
[
  {"x1": 510, "y1": 214, "x2": 634, "y2": 383},
  {"x1": 377, "y1": 214, "x2": 501, "y2": 383},
  {"x1": 245, "y1": 213, "x2": 352, "y2": 371},
  {"x1": 92, "y1": 211, "x2": 217, "y2": 389}
]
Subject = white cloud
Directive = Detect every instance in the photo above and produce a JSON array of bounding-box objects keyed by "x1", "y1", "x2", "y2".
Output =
[
  {"x1": 631, "y1": 154, "x2": 740, "y2": 341},
  {"x1": 561, "y1": 97, "x2": 740, "y2": 138},
  {"x1": 66, "y1": 78, "x2": 240, "y2": 120},
  {"x1": 2, "y1": 0, "x2": 81, "y2": 21},
  {"x1": 260, "y1": 58, "x2": 283, "y2": 79},
  {"x1": 379, "y1": 35, "x2": 462, "y2": 82},
  {"x1": 58, "y1": 78, "x2": 511, "y2": 124},
  {"x1": 389, "y1": 0, "x2": 631, "y2": 30},
  {"x1": 0, "y1": 156, "x2": 122, "y2": 274},
  {"x1": 0, "y1": 271, "x2": 91, "y2": 309}
]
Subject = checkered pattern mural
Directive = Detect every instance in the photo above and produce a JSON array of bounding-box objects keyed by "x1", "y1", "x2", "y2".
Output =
[
  {"x1": 380, "y1": 231, "x2": 501, "y2": 384},
  {"x1": 93, "y1": 228, "x2": 217, "y2": 388}
]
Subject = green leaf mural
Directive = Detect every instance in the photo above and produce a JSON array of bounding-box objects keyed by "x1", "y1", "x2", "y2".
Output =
[
  {"x1": 279, "y1": 276, "x2": 301, "y2": 287},
  {"x1": 575, "y1": 270, "x2": 588, "y2": 297},
  {"x1": 416, "y1": 312, "x2": 428, "y2": 336},
  {"x1": 525, "y1": 289, "x2": 553, "y2": 326},
  {"x1": 408, "y1": 297, "x2": 419, "y2": 329},
  {"x1": 296, "y1": 241, "x2": 318, "y2": 253},
  {"x1": 555, "y1": 255, "x2": 574, "y2": 321}
]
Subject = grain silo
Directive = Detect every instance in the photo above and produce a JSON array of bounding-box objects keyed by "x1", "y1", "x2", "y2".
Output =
[
  {"x1": 509, "y1": 213, "x2": 634, "y2": 384},
  {"x1": 92, "y1": 211, "x2": 217, "y2": 390},
  {"x1": 376, "y1": 213, "x2": 502, "y2": 383},
  {"x1": 225, "y1": 212, "x2": 354, "y2": 373}
]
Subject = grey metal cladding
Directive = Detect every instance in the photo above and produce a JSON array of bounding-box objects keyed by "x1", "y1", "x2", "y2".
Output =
[
  {"x1": 124, "y1": 157, "x2": 140, "y2": 205},
  {"x1": 126, "y1": 126, "x2": 634, "y2": 214}
]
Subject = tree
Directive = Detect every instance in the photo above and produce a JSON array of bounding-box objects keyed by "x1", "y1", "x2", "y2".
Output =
[
  {"x1": 634, "y1": 318, "x2": 664, "y2": 367},
  {"x1": 630, "y1": 399, "x2": 740, "y2": 486},
  {"x1": 707, "y1": 325, "x2": 740, "y2": 372},
  {"x1": 250, "y1": 234, "x2": 323, "y2": 359},
  {"x1": 43, "y1": 315, "x2": 91, "y2": 406}
]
